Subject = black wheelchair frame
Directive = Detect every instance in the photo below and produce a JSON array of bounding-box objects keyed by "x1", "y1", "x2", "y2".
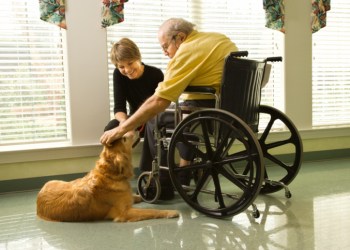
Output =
[{"x1": 137, "y1": 51, "x2": 303, "y2": 219}]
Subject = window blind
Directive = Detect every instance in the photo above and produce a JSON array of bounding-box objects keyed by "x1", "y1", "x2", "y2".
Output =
[
  {"x1": 106, "y1": 0, "x2": 284, "y2": 119},
  {"x1": 312, "y1": 0, "x2": 350, "y2": 127},
  {"x1": 0, "y1": 0, "x2": 68, "y2": 145}
]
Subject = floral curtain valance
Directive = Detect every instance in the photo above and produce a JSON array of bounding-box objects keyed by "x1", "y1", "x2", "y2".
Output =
[
  {"x1": 263, "y1": 0, "x2": 285, "y2": 33},
  {"x1": 38, "y1": 1, "x2": 329, "y2": 32},
  {"x1": 311, "y1": 0, "x2": 331, "y2": 33},
  {"x1": 38, "y1": 0, "x2": 128, "y2": 29},
  {"x1": 263, "y1": 0, "x2": 331, "y2": 34},
  {"x1": 39, "y1": 0, "x2": 66, "y2": 29},
  {"x1": 101, "y1": 0, "x2": 128, "y2": 28}
]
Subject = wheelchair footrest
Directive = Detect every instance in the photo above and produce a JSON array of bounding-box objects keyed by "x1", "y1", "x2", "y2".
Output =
[{"x1": 264, "y1": 179, "x2": 292, "y2": 198}]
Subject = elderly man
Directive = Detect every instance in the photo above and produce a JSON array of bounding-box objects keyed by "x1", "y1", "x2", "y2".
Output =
[
  {"x1": 100, "y1": 18, "x2": 238, "y2": 199},
  {"x1": 100, "y1": 18, "x2": 238, "y2": 145}
]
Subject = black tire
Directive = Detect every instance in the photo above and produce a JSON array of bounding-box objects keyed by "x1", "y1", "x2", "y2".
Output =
[
  {"x1": 168, "y1": 109, "x2": 264, "y2": 218},
  {"x1": 137, "y1": 172, "x2": 161, "y2": 203},
  {"x1": 258, "y1": 105, "x2": 303, "y2": 194}
]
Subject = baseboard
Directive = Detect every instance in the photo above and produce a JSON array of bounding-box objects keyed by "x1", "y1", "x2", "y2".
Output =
[
  {"x1": 0, "y1": 149, "x2": 349, "y2": 194},
  {"x1": 302, "y1": 148, "x2": 350, "y2": 162}
]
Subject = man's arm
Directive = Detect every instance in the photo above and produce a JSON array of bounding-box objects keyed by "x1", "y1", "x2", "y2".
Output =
[
  {"x1": 100, "y1": 94, "x2": 171, "y2": 145},
  {"x1": 115, "y1": 112, "x2": 128, "y2": 123}
]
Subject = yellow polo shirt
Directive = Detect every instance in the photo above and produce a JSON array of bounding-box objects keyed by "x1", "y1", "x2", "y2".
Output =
[{"x1": 155, "y1": 30, "x2": 238, "y2": 102}]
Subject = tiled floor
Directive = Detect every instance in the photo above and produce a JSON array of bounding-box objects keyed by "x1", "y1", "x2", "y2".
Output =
[{"x1": 1, "y1": 158, "x2": 350, "y2": 250}]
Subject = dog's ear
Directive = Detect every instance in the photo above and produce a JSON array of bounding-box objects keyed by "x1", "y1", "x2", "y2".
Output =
[
  {"x1": 108, "y1": 138, "x2": 121, "y2": 148},
  {"x1": 101, "y1": 139, "x2": 133, "y2": 179},
  {"x1": 112, "y1": 150, "x2": 133, "y2": 179},
  {"x1": 104, "y1": 138, "x2": 124, "y2": 152},
  {"x1": 121, "y1": 135, "x2": 135, "y2": 149},
  {"x1": 107, "y1": 137, "x2": 129, "y2": 149},
  {"x1": 100, "y1": 139, "x2": 121, "y2": 164}
]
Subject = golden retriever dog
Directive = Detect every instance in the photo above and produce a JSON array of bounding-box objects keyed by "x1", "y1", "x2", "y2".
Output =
[{"x1": 36, "y1": 136, "x2": 179, "y2": 222}]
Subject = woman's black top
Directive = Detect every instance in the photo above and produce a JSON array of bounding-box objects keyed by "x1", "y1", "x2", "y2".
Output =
[{"x1": 113, "y1": 64, "x2": 164, "y2": 115}]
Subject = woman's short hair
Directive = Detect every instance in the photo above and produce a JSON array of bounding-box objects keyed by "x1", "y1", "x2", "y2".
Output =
[
  {"x1": 110, "y1": 38, "x2": 141, "y2": 67},
  {"x1": 159, "y1": 18, "x2": 196, "y2": 40}
]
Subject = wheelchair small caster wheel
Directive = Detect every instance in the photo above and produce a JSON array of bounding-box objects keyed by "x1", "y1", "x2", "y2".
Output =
[
  {"x1": 285, "y1": 191, "x2": 292, "y2": 199},
  {"x1": 137, "y1": 172, "x2": 161, "y2": 203},
  {"x1": 252, "y1": 209, "x2": 260, "y2": 219},
  {"x1": 251, "y1": 204, "x2": 260, "y2": 218}
]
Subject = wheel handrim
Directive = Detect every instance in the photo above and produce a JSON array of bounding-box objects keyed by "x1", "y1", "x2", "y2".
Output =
[{"x1": 168, "y1": 109, "x2": 264, "y2": 218}]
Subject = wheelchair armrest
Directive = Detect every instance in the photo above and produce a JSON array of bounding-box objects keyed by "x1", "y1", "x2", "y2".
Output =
[
  {"x1": 179, "y1": 106, "x2": 203, "y2": 114},
  {"x1": 229, "y1": 51, "x2": 249, "y2": 58},
  {"x1": 184, "y1": 86, "x2": 216, "y2": 95}
]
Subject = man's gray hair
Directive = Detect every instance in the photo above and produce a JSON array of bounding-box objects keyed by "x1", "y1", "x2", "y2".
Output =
[{"x1": 159, "y1": 18, "x2": 196, "y2": 39}]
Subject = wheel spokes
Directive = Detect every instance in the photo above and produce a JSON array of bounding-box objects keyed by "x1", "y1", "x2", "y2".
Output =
[
  {"x1": 260, "y1": 114, "x2": 275, "y2": 143},
  {"x1": 199, "y1": 119, "x2": 214, "y2": 156},
  {"x1": 211, "y1": 171, "x2": 226, "y2": 208}
]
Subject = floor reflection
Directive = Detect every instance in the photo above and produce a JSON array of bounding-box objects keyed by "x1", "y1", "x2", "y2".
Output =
[
  {"x1": 314, "y1": 192, "x2": 350, "y2": 250},
  {"x1": 1, "y1": 158, "x2": 350, "y2": 249},
  {"x1": 0, "y1": 194, "x2": 303, "y2": 250}
]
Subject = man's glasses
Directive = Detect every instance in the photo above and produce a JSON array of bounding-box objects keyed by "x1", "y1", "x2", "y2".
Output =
[{"x1": 161, "y1": 35, "x2": 177, "y2": 52}]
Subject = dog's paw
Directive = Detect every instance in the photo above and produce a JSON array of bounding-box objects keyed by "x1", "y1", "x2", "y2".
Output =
[
  {"x1": 113, "y1": 217, "x2": 127, "y2": 223},
  {"x1": 167, "y1": 210, "x2": 180, "y2": 218},
  {"x1": 133, "y1": 194, "x2": 142, "y2": 203}
]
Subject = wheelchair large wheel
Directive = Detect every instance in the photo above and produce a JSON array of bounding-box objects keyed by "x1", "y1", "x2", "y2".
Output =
[
  {"x1": 167, "y1": 109, "x2": 264, "y2": 218},
  {"x1": 258, "y1": 105, "x2": 303, "y2": 194}
]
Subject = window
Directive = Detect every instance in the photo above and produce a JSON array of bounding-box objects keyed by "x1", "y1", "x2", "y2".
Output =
[
  {"x1": 106, "y1": 0, "x2": 284, "y2": 118},
  {"x1": 0, "y1": 0, "x2": 68, "y2": 145},
  {"x1": 312, "y1": 0, "x2": 350, "y2": 127}
]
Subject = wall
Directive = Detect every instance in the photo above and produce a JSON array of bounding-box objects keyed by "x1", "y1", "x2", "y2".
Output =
[{"x1": 0, "y1": 0, "x2": 349, "y2": 186}]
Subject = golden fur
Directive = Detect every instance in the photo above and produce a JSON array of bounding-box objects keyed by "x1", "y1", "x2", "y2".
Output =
[{"x1": 36, "y1": 136, "x2": 179, "y2": 222}]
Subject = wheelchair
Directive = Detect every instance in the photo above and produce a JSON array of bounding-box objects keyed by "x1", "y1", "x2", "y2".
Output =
[{"x1": 137, "y1": 51, "x2": 303, "y2": 219}]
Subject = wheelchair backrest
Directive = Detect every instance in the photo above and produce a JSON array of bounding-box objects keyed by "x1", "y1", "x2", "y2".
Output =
[{"x1": 220, "y1": 52, "x2": 266, "y2": 132}]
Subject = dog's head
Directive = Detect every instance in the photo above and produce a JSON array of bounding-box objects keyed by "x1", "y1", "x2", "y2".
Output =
[{"x1": 99, "y1": 136, "x2": 134, "y2": 179}]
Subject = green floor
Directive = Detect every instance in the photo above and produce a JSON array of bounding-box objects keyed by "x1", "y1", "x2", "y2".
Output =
[{"x1": 1, "y1": 158, "x2": 350, "y2": 250}]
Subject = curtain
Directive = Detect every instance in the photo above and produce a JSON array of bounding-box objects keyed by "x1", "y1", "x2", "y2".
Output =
[
  {"x1": 312, "y1": 0, "x2": 331, "y2": 33},
  {"x1": 101, "y1": 0, "x2": 128, "y2": 28},
  {"x1": 263, "y1": 0, "x2": 331, "y2": 33},
  {"x1": 263, "y1": 0, "x2": 285, "y2": 33},
  {"x1": 39, "y1": 0, "x2": 66, "y2": 29},
  {"x1": 38, "y1": 0, "x2": 129, "y2": 29}
]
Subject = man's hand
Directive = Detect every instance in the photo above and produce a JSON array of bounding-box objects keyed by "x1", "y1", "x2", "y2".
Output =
[
  {"x1": 100, "y1": 94, "x2": 170, "y2": 146},
  {"x1": 100, "y1": 126, "x2": 125, "y2": 146}
]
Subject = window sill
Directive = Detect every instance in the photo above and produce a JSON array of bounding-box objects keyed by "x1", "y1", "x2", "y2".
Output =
[{"x1": 299, "y1": 126, "x2": 350, "y2": 139}]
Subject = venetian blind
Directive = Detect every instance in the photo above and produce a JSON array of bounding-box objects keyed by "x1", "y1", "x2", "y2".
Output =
[
  {"x1": 0, "y1": 0, "x2": 68, "y2": 145},
  {"x1": 312, "y1": 0, "x2": 350, "y2": 127},
  {"x1": 106, "y1": 0, "x2": 284, "y2": 118}
]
